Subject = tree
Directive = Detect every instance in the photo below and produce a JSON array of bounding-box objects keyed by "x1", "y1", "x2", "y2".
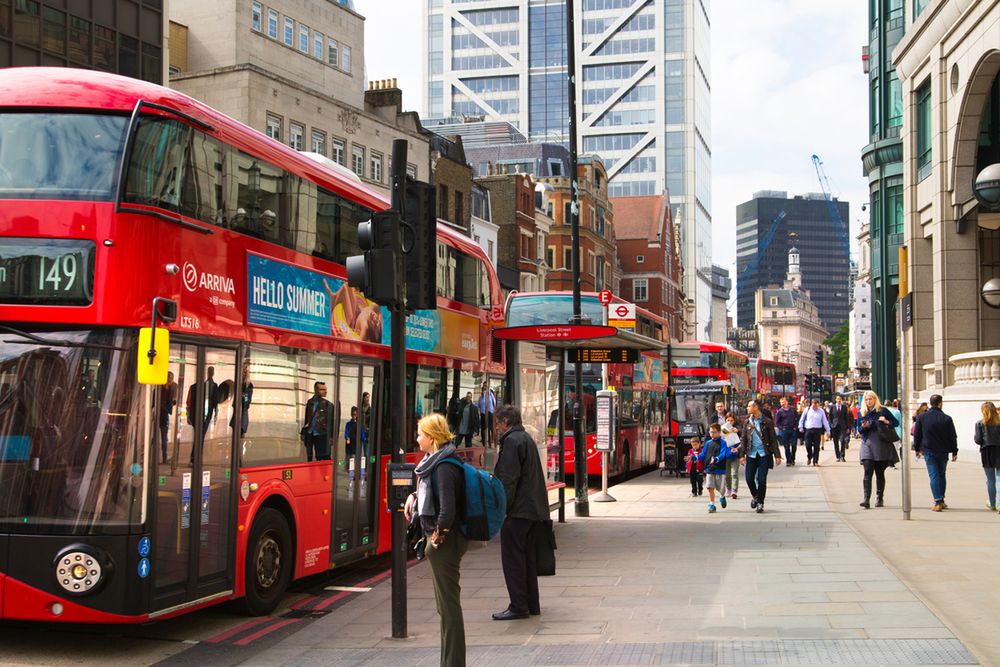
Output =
[{"x1": 823, "y1": 321, "x2": 850, "y2": 375}]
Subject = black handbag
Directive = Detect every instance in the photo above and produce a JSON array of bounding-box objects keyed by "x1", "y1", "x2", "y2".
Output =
[
  {"x1": 535, "y1": 520, "x2": 556, "y2": 576},
  {"x1": 407, "y1": 511, "x2": 426, "y2": 561},
  {"x1": 877, "y1": 420, "x2": 900, "y2": 444}
]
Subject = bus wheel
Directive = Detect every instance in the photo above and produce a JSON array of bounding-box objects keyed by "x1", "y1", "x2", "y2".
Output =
[{"x1": 242, "y1": 508, "x2": 292, "y2": 616}]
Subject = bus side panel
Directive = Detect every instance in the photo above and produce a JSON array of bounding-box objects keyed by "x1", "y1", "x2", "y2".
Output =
[
  {"x1": 237, "y1": 474, "x2": 302, "y2": 591},
  {"x1": 2, "y1": 575, "x2": 147, "y2": 623}
]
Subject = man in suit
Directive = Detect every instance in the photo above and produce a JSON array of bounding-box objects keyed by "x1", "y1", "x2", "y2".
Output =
[
  {"x1": 302, "y1": 381, "x2": 334, "y2": 461},
  {"x1": 912, "y1": 394, "x2": 958, "y2": 512},
  {"x1": 828, "y1": 394, "x2": 852, "y2": 462}
]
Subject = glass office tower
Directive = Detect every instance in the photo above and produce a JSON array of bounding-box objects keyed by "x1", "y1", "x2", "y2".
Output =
[{"x1": 424, "y1": 0, "x2": 715, "y2": 339}]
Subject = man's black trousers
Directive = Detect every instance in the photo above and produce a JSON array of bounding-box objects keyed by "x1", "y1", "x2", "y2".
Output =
[{"x1": 500, "y1": 517, "x2": 540, "y2": 615}]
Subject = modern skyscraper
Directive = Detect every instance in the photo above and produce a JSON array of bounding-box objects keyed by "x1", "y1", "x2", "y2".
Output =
[
  {"x1": 736, "y1": 191, "x2": 851, "y2": 334},
  {"x1": 423, "y1": 0, "x2": 714, "y2": 338}
]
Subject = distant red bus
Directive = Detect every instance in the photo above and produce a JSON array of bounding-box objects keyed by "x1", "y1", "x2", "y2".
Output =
[
  {"x1": 750, "y1": 358, "x2": 797, "y2": 404},
  {"x1": 0, "y1": 68, "x2": 503, "y2": 623},
  {"x1": 501, "y1": 292, "x2": 670, "y2": 482}
]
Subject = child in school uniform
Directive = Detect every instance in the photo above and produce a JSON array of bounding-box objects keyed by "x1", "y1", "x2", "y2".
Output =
[
  {"x1": 698, "y1": 423, "x2": 730, "y2": 513},
  {"x1": 685, "y1": 437, "x2": 705, "y2": 497}
]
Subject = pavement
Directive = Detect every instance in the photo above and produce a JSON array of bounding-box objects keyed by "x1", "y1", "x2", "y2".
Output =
[{"x1": 233, "y1": 437, "x2": 1000, "y2": 667}]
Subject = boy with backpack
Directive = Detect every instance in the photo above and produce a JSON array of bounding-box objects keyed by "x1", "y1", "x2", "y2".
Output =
[
  {"x1": 698, "y1": 423, "x2": 730, "y2": 513},
  {"x1": 492, "y1": 404, "x2": 549, "y2": 621}
]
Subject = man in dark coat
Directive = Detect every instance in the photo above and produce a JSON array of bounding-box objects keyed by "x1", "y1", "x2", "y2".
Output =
[
  {"x1": 301, "y1": 381, "x2": 334, "y2": 461},
  {"x1": 492, "y1": 404, "x2": 549, "y2": 621},
  {"x1": 828, "y1": 395, "x2": 852, "y2": 462},
  {"x1": 913, "y1": 394, "x2": 958, "y2": 511},
  {"x1": 738, "y1": 400, "x2": 783, "y2": 513},
  {"x1": 456, "y1": 391, "x2": 481, "y2": 447}
]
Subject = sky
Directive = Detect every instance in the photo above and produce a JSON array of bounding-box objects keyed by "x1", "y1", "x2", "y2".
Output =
[{"x1": 359, "y1": 0, "x2": 870, "y2": 285}]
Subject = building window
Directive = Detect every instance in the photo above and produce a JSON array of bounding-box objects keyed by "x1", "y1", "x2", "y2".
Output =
[
  {"x1": 916, "y1": 78, "x2": 932, "y2": 180},
  {"x1": 327, "y1": 38, "x2": 339, "y2": 66},
  {"x1": 772, "y1": 329, "x2": 778, "y2": 336},
  {"x1": 370, "y1": 152, "x2": 383, "y2": 182},
  {"x1": 887, "y1": 70, "x2": 902, "y2": 129},
  {"x1": 342, "y1": 45, "x2": 352, "y2": 73},
  {"x1": 289, "y1": 122, "x2": 304, "y2": 151},
  {"x1": 636, "y1": 255, "x2": 644, "y2": 263},
  {"x1": 439, "y1": 184, "x2": 449, "y2": 219},
  {"x1": 267, "y1": 9, "x2": 278, "y2": 39},
  {"x1": 265, "y1": 112, "x2": 282, "y2": 141},
  {"x1": 454, "y1": 191, "x2": 464, "y2": 224},
  {"x1": 314, "y1": 31, "x2": 324, "y2": 59},
  {"x1": 283, "y1": 17, "x2": 293, "y2": 46},
  {"x1": 352, "y1": 145, "x2": 365, "y2": 176},
  {"x1": 770, "y1": 297, "x2": 778, "y2": 306},
  {"x1": 488, "y1": 240, "x2": 495, "y2": 262},
  {"x1": 564, "y1": 248, "x2": 572, "y2": 269},
  {"x1": 298, "y1": 24, "x2": 309, "y2": 53},
  {"x1": 588, "y1": 251, "x2": 596, "y2": 276},
  {"x1": 546, "y1": 246, "x2": 555, "y2": 268},
  {"x1": 252, "y1": 1, "x2": 262, "y2": 32},
  {"x1": 914, "y1": 0, "x2": 930, "y2": 17},
  {"x1": 332, "y1": 138, "x2": 345, "y2": 165},
  {"x1": 634, "y1": 278, "x2": 648, "y2": 302},
  {"x1": 407, "y1": 164, "x2": 418, "y2": 179},
  {"x1": 311, "y1": 129, "x2": 326, "y2": 155}
]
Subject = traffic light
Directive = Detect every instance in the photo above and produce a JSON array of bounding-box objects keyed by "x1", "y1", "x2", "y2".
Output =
[
  {"x1": 815, "y1": 349, "x2": 824, "y2": 368},
  {"x1": 402, "y1": 177, "x2": 437, "y2": 311},
  {"x1": 346, "y1": 210, "x2": 400, "y2": 306}
]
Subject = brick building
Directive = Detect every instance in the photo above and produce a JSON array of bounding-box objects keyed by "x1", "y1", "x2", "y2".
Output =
[
  {"x1": 612, "y1": 195, "x2": 684, "y2": 341},
  {"x1": 429, "y1": 133, "x2": 472, "y2": 234},
  {"x1": 476, "y1": 171, "x2": 545, "y2": 294}
]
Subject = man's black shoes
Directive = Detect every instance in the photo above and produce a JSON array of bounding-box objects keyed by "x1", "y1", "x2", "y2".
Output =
[{"x1": 492, "y1": 608, "x2": 530, "y2": 620}]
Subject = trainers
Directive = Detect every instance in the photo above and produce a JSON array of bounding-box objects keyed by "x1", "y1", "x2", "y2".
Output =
[
  {"x1": 732, "y1": 493, "x2": 738, "y2": 500},
  {"x1": 708, "y1": 504, "x2": 717, "y2": 513},
  {"x1": 720, "y1": 496, "x2": 727, "y2": 509},
  {"x1": 756, "y1": 504, "x2": 764, "y2": 514},
  {"x1": 750, "y1": 497, "x2": 758, "y2": 509},
  {"x1": 690, "y1": 493, "x2": 697, "y2": 498},
  {"x1": 932, "y1": 503, "x2": 943, "y2": 512},
  {"x1": 987, "y1": 503, "x2": 997, "y2": 511}
]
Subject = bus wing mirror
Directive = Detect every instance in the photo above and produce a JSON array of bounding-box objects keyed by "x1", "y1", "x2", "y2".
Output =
[{"x1": 155, "y1": 297, "x2": 178, "y2": 324}]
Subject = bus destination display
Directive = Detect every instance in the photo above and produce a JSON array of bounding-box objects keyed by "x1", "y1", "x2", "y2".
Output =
[
  {"x1": 569, "y1": 347, "x2": 639, "y2": 364},
  {"x1": 0, "y1": 238, "x2": 95, "y2": 306}
]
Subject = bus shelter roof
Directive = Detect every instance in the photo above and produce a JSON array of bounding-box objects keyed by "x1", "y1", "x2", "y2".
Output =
[{"x1": 492, "y1": 324, "x2": 664, "y2": 352}]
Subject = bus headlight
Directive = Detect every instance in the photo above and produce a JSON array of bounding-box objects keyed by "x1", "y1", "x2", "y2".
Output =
[{"x1": 53, "y1": 546, "x2": 110, "y2": 596}]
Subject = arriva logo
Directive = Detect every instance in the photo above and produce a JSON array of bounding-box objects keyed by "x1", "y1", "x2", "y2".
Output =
[{"x1": 182, "y1": 262, "x2": 236, "y2": 294}]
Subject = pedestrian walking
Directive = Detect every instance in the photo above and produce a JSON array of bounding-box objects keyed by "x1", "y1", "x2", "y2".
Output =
[
  {"x1": 774, "y1": 396, "x2": 799, "y2": 466},
  {"x1": 722, "y1": 413, "x2": 741, "y2": 498},
  {"x1": 696, "y1": 423, "x2": 730, "y2": 513},
  {"x1": 685, "y1": 437, "x2": 704, "y2": 497},
  {"x1": 492, "y1": 404, "x2": 549, "y2": 621},
  {"x1": 828, "y1": 395, "x2": 852, "y2": 462},
  {"x1": 912, "y1": 394, "x2": 958, "y2": 512},
  {"x1": 973, "y1": 401, "x2": 1000, "y2": 512},
  {"x1": 886, "y1": 399, "x2": 904, "y2": 441},
  {"x1": 407, "y1": 414, "x2": 469, "y2": 667},
  {"x1": 738, "y1": 400, "x2": 782, "y2": 513},
  {"x1": 851, "y1": 400, "x2": 861, "y2": 439},
  {"x1": 709, "y1": 401, "x2": 728, "y2": 425},
  {"x1": 798, "y1": 398, "x2": 831, "y2": 466},
  {"x1": 857, "y1": 390, "x2": 899, "y2": 509},
  {"x1": 911, "y1": 402, "x2": 929, "y2": 438}
]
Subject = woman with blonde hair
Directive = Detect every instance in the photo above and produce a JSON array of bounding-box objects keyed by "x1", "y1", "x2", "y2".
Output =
[
  {"x1": 973, "y1": 401, "x2": 1000, "y2": 512},
  {"x1": 404, "y1": 413, "x2": 468, "y2": 666},
  {"x1": 857, "y1": 390, "x2": 899, "y2": 509}
]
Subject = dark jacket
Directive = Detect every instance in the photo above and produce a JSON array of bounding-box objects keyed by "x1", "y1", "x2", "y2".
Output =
[
  {"x1": 457, "y1": 399, "x2": 481, "y2": 435},
  {"x1": 738, "y1": 414, "x2": 782, "y2": 467},
  {"x1": 859, "y1": 407, "x2": 899, "y2": 462},
  {"x1": 302, "y1": 395, "x2": 334, "y2": 437},
  {"x1": 774, "y1": 406, "x2": 798, "y2": 431},
  {"x1": 912, "y1": 407, "x2": 958, "y2": 455},
  {"x1": 828, "y1": 403, "x2": 851, "y2": 430},
  {"x1": 494, "y1": 425, "x2": 549, "y2": 522},
  {"x1": 974, "y1": 421, "x2": 1000, "y2": 449},
  {"x1": 420, "y1": 461, "x2": 465, "y2": 536}
]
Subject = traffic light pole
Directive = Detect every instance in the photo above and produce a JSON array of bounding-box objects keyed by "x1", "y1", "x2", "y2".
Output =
[{"x1": 389, "y1": 139, "x2": 408, "y2": 639}]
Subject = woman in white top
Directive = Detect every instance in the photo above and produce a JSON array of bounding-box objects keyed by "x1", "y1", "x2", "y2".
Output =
[{"x1": 722, "y1": 413, "x2": 742, "y2": 500}]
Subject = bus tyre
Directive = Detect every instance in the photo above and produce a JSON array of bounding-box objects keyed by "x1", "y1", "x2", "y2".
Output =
[{"x1": 242, "y1": 508, "x2": 292, "y2": 616}]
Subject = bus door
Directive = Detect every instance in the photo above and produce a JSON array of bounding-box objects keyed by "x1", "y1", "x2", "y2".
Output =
[
  {"x1": 150, "y1": 343, "x2": 239, "y2": 614},
  {"x1": 331, "y1": 360, "x2": 379, "y2": 559}
]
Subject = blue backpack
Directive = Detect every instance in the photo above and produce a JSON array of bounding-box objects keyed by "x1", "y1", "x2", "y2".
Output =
[{"x1": 434, "y1": 457, "x2": 507, "y2": 541}]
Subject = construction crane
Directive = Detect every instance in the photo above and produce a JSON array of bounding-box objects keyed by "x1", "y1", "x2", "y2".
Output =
[{"x1": 810, "y1": 154, "x2": 853, "y2": 263}]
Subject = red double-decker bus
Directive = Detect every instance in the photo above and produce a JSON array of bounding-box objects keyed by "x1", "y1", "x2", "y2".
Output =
[
  {"x1": 0, "y1": 68, "x2": 503, "y2": 623},
  {"x1": 750, "y1": 358, "x2": 798, "y2": 404},
  {"x1": 669, "y1": 341, "x2": 751, "y2": 432},
  {"x1": 500, "y1": 292, "x2": 669, "y2": 482}
]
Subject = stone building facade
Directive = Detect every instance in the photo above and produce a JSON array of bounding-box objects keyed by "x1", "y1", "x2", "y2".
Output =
[
  {"x1": 168, "y1": 0, "x2": 429, "y2": 196},
  {"x1": 892, "y1": 0, "x2": 1000, "y2": 447},
  {"x1": 476, "y1": 172, "x2": 546, "y2": 294}
]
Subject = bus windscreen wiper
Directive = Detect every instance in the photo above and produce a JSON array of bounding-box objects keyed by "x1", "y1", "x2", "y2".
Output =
[{"x1": 0, "y1": 324, "x2": 128, "y2": 351}]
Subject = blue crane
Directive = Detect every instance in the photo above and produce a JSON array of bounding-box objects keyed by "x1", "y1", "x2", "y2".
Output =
[
  {"x1": 739, "y1": 209, "x2": 786, "y2": 281},
  {"x1": 810, "y1": 154, "x2": 853, "y2": 263}
]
